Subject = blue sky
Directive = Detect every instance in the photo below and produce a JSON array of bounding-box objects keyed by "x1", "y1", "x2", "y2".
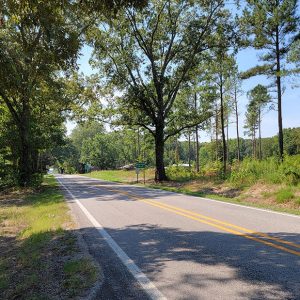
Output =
[{"x1": 67, "y1": 43, "x2": 299, "y2": 142}]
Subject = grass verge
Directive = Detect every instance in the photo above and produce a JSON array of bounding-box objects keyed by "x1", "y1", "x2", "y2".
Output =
[
  {"x1": 0, "y1": 175, "x2": 99, "y2": 299},
  {"x1": 145, "y1": 183, "x2": 300, "y2": 216},
  {"x1": 84, "y1": 169, "x2": 154, "y2": 183}
]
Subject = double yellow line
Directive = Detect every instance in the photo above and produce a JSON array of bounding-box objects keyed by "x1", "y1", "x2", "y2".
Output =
[{"x1": 104, "y1": 186, "x2": 300, "y2": 257}]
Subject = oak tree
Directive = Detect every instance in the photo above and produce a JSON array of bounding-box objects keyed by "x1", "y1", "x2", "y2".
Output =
[{"x1": 89, "y1": 0, "x2": 228, "y2": 181}]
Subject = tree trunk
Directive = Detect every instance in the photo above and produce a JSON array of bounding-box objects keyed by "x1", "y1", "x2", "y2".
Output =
[
  {"x1": 194, "y1": 93, "x2": 200, "y2": 172},
  {"x1": 32, "y1": 149, "x2": 39, "y2": 174},
  {"x1": 234, "y1": 86, "x2": 241, "y2": 161},
  {"x1": 220, "y1": 77, "x2": 227, "y2": 176},
  {"x1": 195, "y1": 126, "x2": 200, "y2": 172},
  {"x1": 154, "y1": 123, "x2": 168, "y2": 181},
  {"x1": 275, "y1": 25, "x2": 284, "y2": 161},
  {"x1": 188, "y1": 130, "x2": 191, "y2": 167},
  {"x1": 226, "y1": 113, "x2": 229, "y2": 164},
  {"x1": 215, "y1": 104, "x2": 219, "y2": 161},
  {"x1": 253, "y1": 127, "x2": 256, "y2": 159},
  {"x1": 137, "y1": 127, "x2": 140, "y2": 158},
  {"x1": 175, "y1": 135, "x2": 179, "y2": 164},
  {"x1": 143, "y1": 129, "x2": 146, "y2": 162},
  {"x1": 258, "y1": 108, "x2": 262, "y2": 160},
  {"x1": 18, "y1": 105, "x2": 32, "y2": 186}
]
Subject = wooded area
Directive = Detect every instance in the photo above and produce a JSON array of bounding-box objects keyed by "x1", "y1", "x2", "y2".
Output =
[{"x1": 0, "y1": 0, "x2": 299, "y2": 188}]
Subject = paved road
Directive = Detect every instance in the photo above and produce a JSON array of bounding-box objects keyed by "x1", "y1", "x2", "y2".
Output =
[{"x1": 57, "y1": 174, "x2": 300, "y2": 300}]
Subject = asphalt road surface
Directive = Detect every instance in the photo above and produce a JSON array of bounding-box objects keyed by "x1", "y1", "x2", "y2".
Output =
[{"x1": 56, "y1": 174, "x2": 300, "y2": 300}]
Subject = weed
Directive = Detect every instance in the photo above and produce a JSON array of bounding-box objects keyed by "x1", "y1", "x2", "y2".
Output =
[
  {"x1": 86, "y1": 158, "x2": 300, "y2": 215},
  {"x1": 275, "y1": 188, "x2": 295, "y2": 203},
  {"x1": 261, "y1": 191, "x2": 272, "y2": 198},
  {"x1": 230, "y1": 155, "x2": 300, "y2": 186},
  {"x1": 64, "y1": 258, "x2": 98, "y2": 296}
]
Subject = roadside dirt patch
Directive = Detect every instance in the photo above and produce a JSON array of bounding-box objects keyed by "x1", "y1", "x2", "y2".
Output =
[
  {"x1": 237, "y1": 183, "x2": 300, "y2": 210},
  {"x1": 184, "y1": 180, "x2": 242, "y2": 198}
]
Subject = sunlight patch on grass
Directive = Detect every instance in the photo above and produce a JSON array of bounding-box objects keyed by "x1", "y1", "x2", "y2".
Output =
[{"x1": 85, "y1": 168, "x2": 154, "y2": 183}]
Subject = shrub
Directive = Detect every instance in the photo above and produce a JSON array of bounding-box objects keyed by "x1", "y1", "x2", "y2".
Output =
[
  {"x1": 279, "y1": 155, "x2": 300, "y2": 185},
  {"x1": 0, "y1": 164, "x2": 18, "y2": 190},
  {"x1": 275, "y1": 188, "x2": 294, "y2": 203},
  {"x1": 0, "y1": 168, "x2": 44, "y2": 189},
  {"x1": 202, "y1": 160, "x2": 223, "y2": 178},
  {"x1": 166, "y1": 165, "x2": 195, "y2": 182},
  {"x1": 29, "y1": 173, "x2": 43, "y2": 188},
  {"x1": 294, "y1": 197, "x2": 300, "y2": 205},
  {"x1": 229, "y1": 155, "x2": 300, "y2": 186}
]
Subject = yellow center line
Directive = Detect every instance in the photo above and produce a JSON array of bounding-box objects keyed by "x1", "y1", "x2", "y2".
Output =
[
  {"x1": 101, "y1": 186, "x2": 300, "y2": 257},
  {"x1": 143, "y1": 198, "x2": 300, "y2": 250},
  {"x1": 107, "y1": 187, "x2": 300, "y2": 250},
  {"x1": 140, "y1": 199, "x2": 300, "y2": 257}
]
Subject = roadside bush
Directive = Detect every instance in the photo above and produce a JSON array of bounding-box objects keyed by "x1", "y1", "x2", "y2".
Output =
[
  {"x1": 0, "y1": 166, "x2": 44, "y2": 189},
  {"x1": 166, "y1": 160, "x2": 224, "y2": 182},
  {"x1": 202, "y1": 160, "x2": 223, "y2": 178},
  {"x1": 275, "y1": 188, "x2": 295, "y2": 203},
  {"x1": 230, "y1": 155, "x2": 300, "y2": 186},
  {"x1": 166, "y1": 165, "x2": 196, "y2": 181},
  {"x1": 29, "y1": 173, "x2": 43, "y2": 189},
  {"x1": 0, "y1": 164, "x2": 18, "y2": 190},
  {"x1": 279, "y1": 155, "x2": 300, "y2": 185}
]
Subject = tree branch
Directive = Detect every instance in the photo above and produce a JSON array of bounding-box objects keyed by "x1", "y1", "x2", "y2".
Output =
[{"x1": 164, "y1": 113, "x2": 212, "y2": 141}]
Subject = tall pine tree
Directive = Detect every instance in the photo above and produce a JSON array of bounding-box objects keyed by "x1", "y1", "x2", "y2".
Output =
[{"x1": 241, "y1": 0, "x2": 300, "y2": 160}]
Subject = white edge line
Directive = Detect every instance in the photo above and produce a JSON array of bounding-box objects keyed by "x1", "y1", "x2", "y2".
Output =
[
  {"x1": 76, "y1": 174, "x2": 300, "y2": 219},
  {"x1": 56, "y1": 176, "x2": 167, "y2": 300}
]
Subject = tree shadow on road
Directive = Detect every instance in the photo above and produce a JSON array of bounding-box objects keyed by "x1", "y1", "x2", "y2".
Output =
[
  {"x1": 59, "y1": 176, "x2": 300, "y2": 299},
  {"x1": 85, "y1": 224, "x2": 300, "y2": 300}
]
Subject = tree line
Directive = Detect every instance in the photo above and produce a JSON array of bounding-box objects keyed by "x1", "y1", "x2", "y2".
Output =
[
  {"x1": 51, "y1": 123, "x2": 299, "y2": 174},
  {"x1": 0, "y1": 0, "x2": 299, "y2": 187}
]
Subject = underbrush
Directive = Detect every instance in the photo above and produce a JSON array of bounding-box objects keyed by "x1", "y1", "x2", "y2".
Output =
[
  {"x1": 86, "y1": 156, "x2": 300, "y2": 214},
  {"x1": 0, "y1": 165, "x2": 18, "y2": 189},
  {"x1": 166, "y1": 161, "x2": 223, "y2": 182},
  {"x1": 230, "y1": 155, "x2": 300, "y2": 186},
  {"x1": 0, "y1": 167, "x2": 43, "y2": 190},
  {"x1": 165, "y1": 155, "x2": 300, "y2": 187},
  {"x1": 275, "y1": 188, "x2": 295, "y2": 203},
  {"x1": 166, "y1": 166, "x2": 198, "y2": 182}
]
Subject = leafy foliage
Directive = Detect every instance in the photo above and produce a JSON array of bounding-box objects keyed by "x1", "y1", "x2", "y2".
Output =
[
  {"x1": 240, "y1": 0, "x2": 300, "y2": 159},
  {"x1": 88, "y1": 0, "x2": 232, "y2": 180}
]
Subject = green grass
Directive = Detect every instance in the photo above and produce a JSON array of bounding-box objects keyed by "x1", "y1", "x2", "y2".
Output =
[
  {"x1": 230, "y1": 155, "x2": 300, "y2": 186},
  {"x1": 63, "y1": 258, "x2": 98, "y2": 296},
  {"x1": 19, "y1": 176, "x2": 69, "y2": 238},
  {"x1": 0, "y1": 175, "x2": 98, "y2": 299},
  {"x1": 84, "y1": 168, "x2": 154, "y2": 183},
  {"x1": 275, "y1": 188, "x2": 295, "y2": 203}
]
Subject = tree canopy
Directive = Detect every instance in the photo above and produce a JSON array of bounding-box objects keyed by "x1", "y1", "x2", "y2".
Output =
[{"x1": 0, "y1": 0, "x2": 299, "y2": 187}]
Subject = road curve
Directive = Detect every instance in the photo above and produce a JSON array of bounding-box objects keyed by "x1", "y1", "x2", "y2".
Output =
[{"x1": 56, "y1": 174, "x2": 300, "y2": 300}]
